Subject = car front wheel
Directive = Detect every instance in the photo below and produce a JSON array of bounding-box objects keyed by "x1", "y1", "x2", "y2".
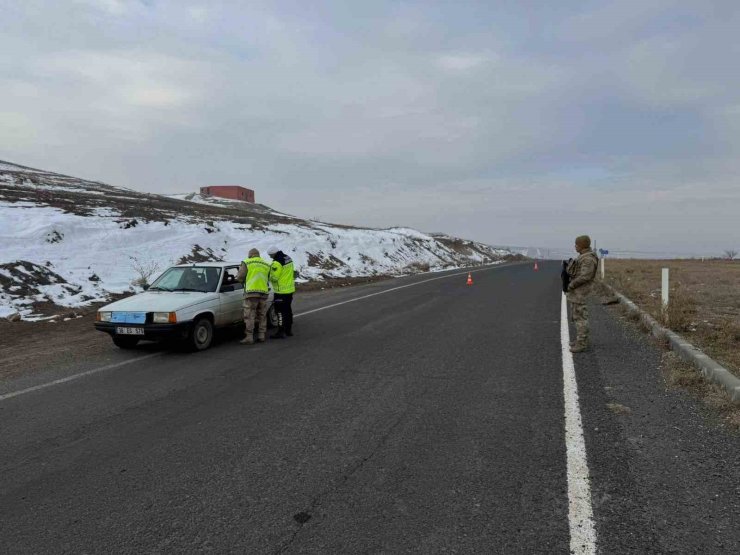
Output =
[
  {"x1": 112, "y1": 336, "x2": 139, "y2": 349},
  {"x1": 189, "y1": 318, "x2": 214, "y2": 351}
]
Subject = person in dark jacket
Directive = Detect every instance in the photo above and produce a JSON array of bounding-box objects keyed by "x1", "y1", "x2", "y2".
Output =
[{"x1": 267, "y1": 246, "x2": 296, "y2": 338}]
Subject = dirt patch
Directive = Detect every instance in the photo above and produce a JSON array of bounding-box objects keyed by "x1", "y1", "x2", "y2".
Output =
[
  {"x1": 606, "y1": 402, "x2": 632, "y2": 415},
  {"x1": 0, "y1": 261, "x2": 69, "y2": 293},
  {"x1": 306, "y1": 252, "x2": 347, "y2": 271},
  {"x1": 0, "y1": 311, "x2": 111, "y2": 382},
  {"x1": 603, "y1": 259, "x2": 740, "y2": 378},
  {"x1": 176, "y1": 245, "x2": 226, "y2": 265},
  {"x1": 0, "y1": 261, "x2": 88, "y2": 316},
  {"x1": 0, "y1": 287, "x2": 138, "y2": 380},
  {"x1": 431, "y1": 235, "x2": 528, "y2": 262},
  {"x1": 359, "y1": 254, "x2": 377, "y2": 266}
]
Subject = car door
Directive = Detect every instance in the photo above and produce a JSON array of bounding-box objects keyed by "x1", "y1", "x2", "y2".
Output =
[{"x1": 218, "y1": 266, "x2": 243, "y2": 325}]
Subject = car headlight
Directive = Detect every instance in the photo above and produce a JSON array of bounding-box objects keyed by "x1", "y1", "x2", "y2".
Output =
[
  {"x1": 153, "y1": 312, "x2": 177, "y2": 323},
  {"x1": 97, "y1": 311, "x2": 112, "y2": 322}
]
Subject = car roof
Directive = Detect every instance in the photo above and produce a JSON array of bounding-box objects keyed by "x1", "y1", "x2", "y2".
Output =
[{"x1": 173, "y1": 262, "x2": 241, "y2": 268}]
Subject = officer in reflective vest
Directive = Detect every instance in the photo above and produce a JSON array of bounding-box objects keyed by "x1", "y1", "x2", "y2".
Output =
[
  {"x1": 236, "y1": 248, "x2": 271, "y2": 344},
  {"x1": 267, "y1": 245, "x2": 296, "y2": 338}
]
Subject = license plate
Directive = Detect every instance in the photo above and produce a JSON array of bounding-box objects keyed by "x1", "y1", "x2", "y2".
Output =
[{"x1": 116, "y1": 327, "x2": 145, "y2": 335}]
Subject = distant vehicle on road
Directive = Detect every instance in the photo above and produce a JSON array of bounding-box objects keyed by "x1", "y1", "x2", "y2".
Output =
[{"x1": 94, "y1": 262, "x2": 277, "y2": 350}]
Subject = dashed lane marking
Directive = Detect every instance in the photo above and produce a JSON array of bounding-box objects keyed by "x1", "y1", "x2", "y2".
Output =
[
  {"x1": 561, "y1": 293, "x2": 598, "y2": 554},
  {"x1": 0, "y1": 264, "x2": 508, "y2": 403}
]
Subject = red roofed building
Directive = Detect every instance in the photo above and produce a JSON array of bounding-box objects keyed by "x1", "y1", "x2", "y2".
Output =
[{"x1": 200, "y1": 185, "x2": 255, "y2": 203}]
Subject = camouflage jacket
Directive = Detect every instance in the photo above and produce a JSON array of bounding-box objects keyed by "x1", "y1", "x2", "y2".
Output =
[{"x1": 566, "y1": 249, "x2": 599, "y2": 304}]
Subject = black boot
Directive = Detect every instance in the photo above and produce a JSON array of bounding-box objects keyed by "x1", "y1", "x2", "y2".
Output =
[
  {"x1": 285, "y1": 329, "x2": 293, "y2": 337},
  {"x1": 271, "y1": 327, "x2": 286, "y2": 339}
]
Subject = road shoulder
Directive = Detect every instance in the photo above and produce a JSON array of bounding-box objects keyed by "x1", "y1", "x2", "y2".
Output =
[{"x1": 575, "y1": 300, "x2": 740, "y2": 554}]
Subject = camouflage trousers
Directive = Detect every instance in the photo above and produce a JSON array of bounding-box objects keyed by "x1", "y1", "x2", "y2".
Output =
[
  {"x1": 243, "y1": 296, "x2": 268, "y2": 339},
  {"x1": 571, "y1": 302, "x2": 589, "y2": 346}
]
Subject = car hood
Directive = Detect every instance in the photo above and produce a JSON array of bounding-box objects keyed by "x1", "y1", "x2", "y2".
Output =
[{"x1": 100, "y1": 291, "x2": 219, "y2": 313}]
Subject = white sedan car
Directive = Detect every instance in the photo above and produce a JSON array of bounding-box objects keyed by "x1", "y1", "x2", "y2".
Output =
[{"x1": 94, "y1": 262, "x2": 277, "y2": 350}]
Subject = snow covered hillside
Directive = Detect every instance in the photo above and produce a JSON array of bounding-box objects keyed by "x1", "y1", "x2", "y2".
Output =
[{"x1": 1, "y1": 160, "x2": 514, "y2": 319}]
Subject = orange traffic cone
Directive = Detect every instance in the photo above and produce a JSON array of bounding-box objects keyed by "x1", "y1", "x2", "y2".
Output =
[
  {"x1": 534, "y1": 261, "x2": 539, "y2": 271},
  {"x1": 466, "y1": 273, "x2": 473, "y2": 286}
]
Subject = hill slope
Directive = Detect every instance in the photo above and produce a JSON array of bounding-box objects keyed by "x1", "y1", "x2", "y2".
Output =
[{"x1": 0, "y1": 160, "x2": 514, "y2": 319}]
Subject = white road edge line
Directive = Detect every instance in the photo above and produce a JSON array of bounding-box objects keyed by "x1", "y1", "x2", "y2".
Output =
[
  {"x1": 0, "y1": 264, "x2": 507, "y2": 403},
  {"x1": 561, "y1": 293, "x2": 597, "y2": 554},
  {"x1": 0, "y1": 353, "x2": 161, "y2": 402}
]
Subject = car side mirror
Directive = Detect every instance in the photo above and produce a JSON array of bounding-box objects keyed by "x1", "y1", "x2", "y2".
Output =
[
  {"x1": 220, "y1": 284, "x2": 237, "y2": 292},
  {"x1": 142, "y1": 284, "x2": 150, "y2": 291}
]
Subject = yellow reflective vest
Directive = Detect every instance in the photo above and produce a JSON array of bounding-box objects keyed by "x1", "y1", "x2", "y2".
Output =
[
  {"x1": 242, "y1": 256, "x2": 271, "y2": 294},
  {"x1": 270, "y1": 255, "x2": 296, "y2": 294}
]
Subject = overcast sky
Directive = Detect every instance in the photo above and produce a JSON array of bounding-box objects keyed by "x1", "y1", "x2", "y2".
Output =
[{"x1": 2, "y1": 1, "x2": 739, "y2": 255}]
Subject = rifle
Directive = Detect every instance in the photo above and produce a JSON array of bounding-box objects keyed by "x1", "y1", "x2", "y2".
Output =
[{"x1": 561, "y1": 260, "x2": 571, "y2": 293}]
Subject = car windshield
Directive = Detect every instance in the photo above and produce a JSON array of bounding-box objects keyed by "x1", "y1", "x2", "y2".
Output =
[{"x1": 149, "y1": 266, "x2": 222, "y2": 293}]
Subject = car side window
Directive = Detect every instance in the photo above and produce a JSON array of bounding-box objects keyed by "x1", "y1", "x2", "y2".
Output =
[{"x1": 221, "y1": 267, "x2": 240, "y2": 291}]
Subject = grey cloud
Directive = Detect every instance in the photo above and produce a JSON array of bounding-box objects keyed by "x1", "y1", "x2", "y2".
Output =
[{"x1": 1, "y1": 0, "x2": 739, "y2": 254}]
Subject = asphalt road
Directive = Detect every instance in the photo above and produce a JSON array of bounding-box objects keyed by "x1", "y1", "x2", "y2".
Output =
[{"x1": 1, "y1": 262, "x2": 738, "y2": 554}]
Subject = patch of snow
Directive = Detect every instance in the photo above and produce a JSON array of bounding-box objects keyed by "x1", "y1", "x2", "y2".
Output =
[
  {"x1": 0, "y1": 301, "x2": 17, "y2": 318},
  {"x1": 89, "y1": 207, "x2": 120, "y2": 217},
  {"x1": 168, "y1": 193, "x2": 250, "y2": 207},
  {"x1": 1, "y1": 182, "x2": 512, "y2": 318},
  {"x1": 10, "y1": 180, "x2": 106, "y2": 195}
]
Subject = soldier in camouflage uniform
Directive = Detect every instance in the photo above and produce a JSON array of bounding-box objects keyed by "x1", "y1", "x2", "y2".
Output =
[{"x1": 566, "y1": 235, "x2": 599, "y2": 353}]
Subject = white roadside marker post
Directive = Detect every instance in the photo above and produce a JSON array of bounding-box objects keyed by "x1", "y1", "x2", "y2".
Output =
[
  {"x1": 661, "y1": 268, "x2": 670, "y2": 324},
  {"x1": 600, "y1": 257, "x2": 605, "y2": 280}
]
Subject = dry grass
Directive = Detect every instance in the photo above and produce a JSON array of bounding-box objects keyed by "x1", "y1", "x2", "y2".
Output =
[
  {"x1": 603, "y1": 258, "x2": 740, "y2": 378},
  {"x1": 660, "y1": 351, "x2": 740, "y2": 429}
]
